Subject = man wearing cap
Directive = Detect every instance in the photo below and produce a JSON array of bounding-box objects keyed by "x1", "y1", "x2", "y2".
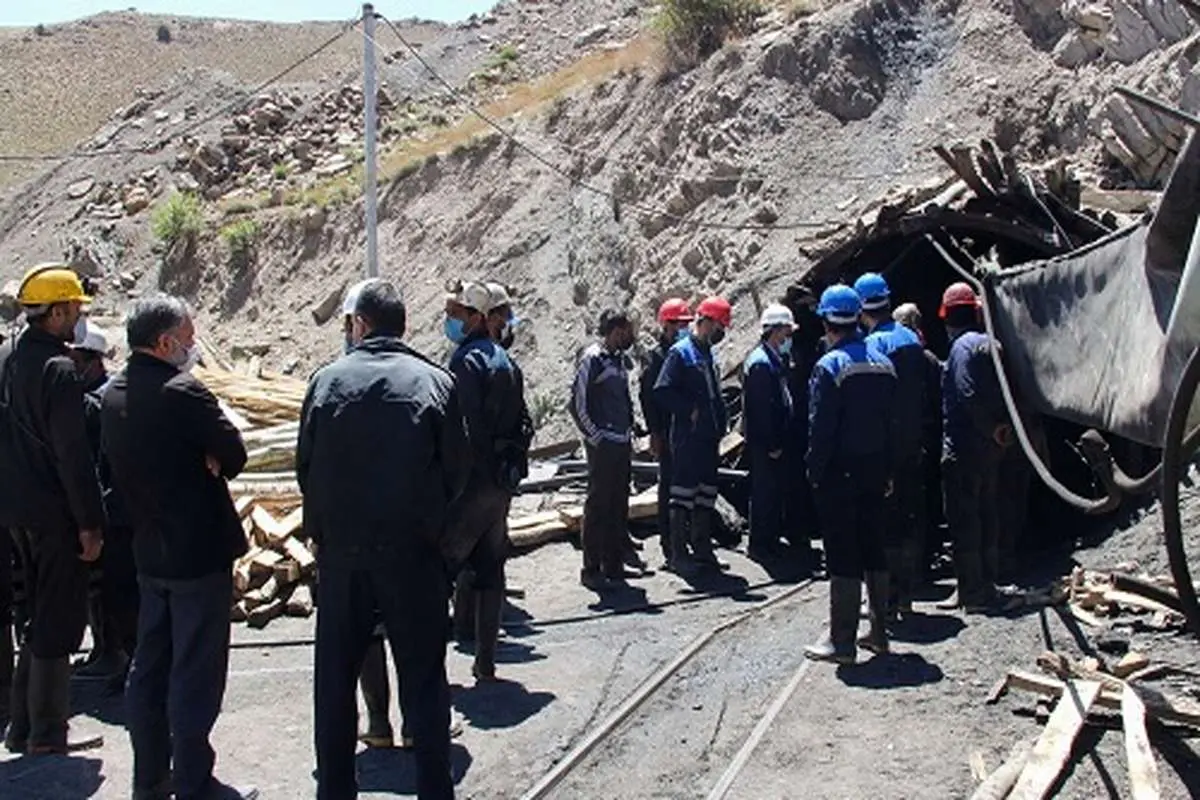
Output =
[
  {"x1": 0, "y1": 264, "x2": 104, "y2": 754},
  {"x1": 571, "y1": 309, "x2": 637, "y2": 590},
  {"x1": 855, "y1": 273, "x2": 928, "y2": 620},
  {"x1": 939, "y1": 282, "x2": 1011, "y2": 613},
  {"x1": 443, "y1": 281, "x2": 528, "y2": 681},
  {"x1": 638, "y1": 298, "x2": 693, "y2": 565},
  {"x1": 803, "y1": 285, "x2": 896, "y2": 665},
  {"x1": 654, "y1": 297, "x2": 732, "y2": 576},
  {"x1": 743, "y1": 304, "x2": 797, "y2": 563}
]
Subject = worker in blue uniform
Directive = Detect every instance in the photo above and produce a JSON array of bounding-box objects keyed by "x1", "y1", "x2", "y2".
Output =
[
  {"x1": 803, "y1": 285, "x2": 897, "y2": 664},
  {"x1": 939, "y1": 282, "x2": 1011, "y2": 613},
  {"x1": 742, "y1": 304, "x2": 797, "y2": 563},
  {"x1": 653, "y1": 296, "x2": 732, "y2": 576},
  {"x1": 855, "y1": 273, "x2": 927, "y2": 620}
]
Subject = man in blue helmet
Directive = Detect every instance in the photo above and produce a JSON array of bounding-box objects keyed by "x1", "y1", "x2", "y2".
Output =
[
  {"x1": 803, "y1": 285, "x2": 897, "y2": 664},
  {"x1": 742, "y1": 304, "x2": 797, "y2": 563},
  {"x1": 855, "y1": 272, "x2": 927, "y2": 621}
]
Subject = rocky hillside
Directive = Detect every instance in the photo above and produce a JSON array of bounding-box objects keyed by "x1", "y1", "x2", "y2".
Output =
[{"x1": 0, "y1": 0, "x2": 1195, "y2": 439}]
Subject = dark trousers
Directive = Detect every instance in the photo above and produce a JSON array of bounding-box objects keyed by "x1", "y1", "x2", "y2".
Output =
[
  {"x1": 582, "y1": 441, "x2": 632, "y2": 576},
  {"x1": 815, "y1": 460, "x2": 888, "y2": 579},
  {"x1": 102, "y1": 526, "x2": 140, "y2": 655},
  {"x1": 458, "y1": 485, "x2": 511, "y2": 593},
  {"x1": 887, "y1": 451, "x2": 926, "y2": 597},
  {"x1": 315, "y1": 549, "x2": 452, "y2": 800},
  {"x1": 749, "y1": 447, "x2": 785, "y2": 547},
  {"x1": 997, "y1": 448, "x2": 1031, "y2": 580},
  {"x1": 126, "y1": 570, "x2": 233, "y2": 798},
  {"x1": 656, "y1": 445, "x2": 673, "y2": 557},
  {"x1": 11, "y1": 527, "x2": 88, "y2": 658},
  {"x1": 668, "y1": 435, "x2": 719, "y2": 510},
  {"x1": 0, "y1": 529, "x2": 12, "y2": 722},
  {"x1": 943, "y1": 457, "x2": 1001, "y2": 603}
]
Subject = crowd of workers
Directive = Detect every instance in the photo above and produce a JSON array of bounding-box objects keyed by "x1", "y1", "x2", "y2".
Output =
[{"x1": 0, "y1": 257, "x2": 1018, "y2": 799}]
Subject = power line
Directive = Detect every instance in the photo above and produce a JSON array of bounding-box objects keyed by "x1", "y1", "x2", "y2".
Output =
[
  {"x1": 377, "y1": 12, "x2": 844, "y2": 233},
  {"x1": 0, "y1": 15, "x2": 361, "y2": 165}
]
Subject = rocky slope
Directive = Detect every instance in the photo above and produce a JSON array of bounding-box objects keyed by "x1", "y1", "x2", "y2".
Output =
[{"x1": 0, "y1": 0, "x2": 1195, "y2": 440}]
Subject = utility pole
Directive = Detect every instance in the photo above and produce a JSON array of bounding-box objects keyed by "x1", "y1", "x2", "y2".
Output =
[{"x1": 362, "y1": 3, "x2": 379, "y2": 278}]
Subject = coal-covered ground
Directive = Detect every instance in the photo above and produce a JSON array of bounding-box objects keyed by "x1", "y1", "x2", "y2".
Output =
[{"x1": 2, "y1": 505, "x2": 1200, "y2": 799}]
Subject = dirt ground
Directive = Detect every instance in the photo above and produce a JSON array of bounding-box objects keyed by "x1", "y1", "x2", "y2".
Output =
[{"x1": 2, "y1": 509, "x2": 1199, "y2": 799}]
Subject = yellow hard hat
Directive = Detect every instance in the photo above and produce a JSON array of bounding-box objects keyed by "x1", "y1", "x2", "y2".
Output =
[{"x1": 18, "y1": 263, "x2": 91, "y2": 306}]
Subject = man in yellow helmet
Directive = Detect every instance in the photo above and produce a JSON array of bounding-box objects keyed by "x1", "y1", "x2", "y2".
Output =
[{"x1": 0, "y1": 264, "x2": 104, "y2": 754}]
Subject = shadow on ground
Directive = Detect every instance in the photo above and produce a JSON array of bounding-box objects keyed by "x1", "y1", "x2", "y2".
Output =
[
  {"x1": 452, "y1": 678, "x2": 556, "y2": 731},
  {"x1": 356, "y1": 742, "x2": 473, "y2": 793},
  {"x1": 0, "y1": 754, "x2": 105, "y2": 799},
  {"x1": 836, "y1": 652, "x2": 944, "y2": 689},
  {"x1": 890, "y1": 611, "x2": 966, "y2": 645}
]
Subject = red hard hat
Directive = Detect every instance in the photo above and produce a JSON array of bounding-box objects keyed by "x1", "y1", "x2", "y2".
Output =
[
  {"x1": 696, "y1": 296, "x2": 732, "y2": 328},
  {"x1": 938, "y1": 282, "x2": 980, "y2": 319},
  {"x1": 657, "y1": 298, "x2": 694, "y2": 324}
]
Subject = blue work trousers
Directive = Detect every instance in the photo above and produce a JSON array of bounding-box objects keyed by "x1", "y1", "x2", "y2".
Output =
[
  {"x1": 815, "y1": 459, "x2": 889, "y2": 579},
  {"x1": 669, "y1": 435, "x2": 720, "y2": 511}
]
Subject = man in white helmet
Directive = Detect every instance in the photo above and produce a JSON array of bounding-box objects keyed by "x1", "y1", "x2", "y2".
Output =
[{"x1": 742, "y1": 305, "x2": 798, "y2": 563}]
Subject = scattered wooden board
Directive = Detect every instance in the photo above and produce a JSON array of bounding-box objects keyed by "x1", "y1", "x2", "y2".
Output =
[
  {"x1": 1114, "y1": 652, "x2": 1151, "y2": 680},
  {"x1": 1007, "y1": 670, "x2": 1200, "y2": 731},
  {"x1": 286, "y1": 584, "x2": 314, "y2": 617},
  {"x1": 1010, "y1": 680, "x2": 1102, "y2": 800},
  {"x1": 970, "y1": 740, "x2": 1032, "y2": 800},
  {"x1": 281, "y1": 536, "x2": 315, "y2": 572},
  {"x1": 1122, "y1": 685, "x2": 1162, "y2": 800},
  {"x1": 969, "y1": 750, "x2": 989, "y2": 782},
  {"x1": 247, "y1": 597, "x2": 285, "y2": 629}
]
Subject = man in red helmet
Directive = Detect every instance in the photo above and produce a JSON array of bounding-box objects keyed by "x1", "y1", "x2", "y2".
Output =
[
  {"x1": 653, "y1": 296, "x2": 731, "y2": 576},
  {"x1": 939, "y1": 282, "x2": 1011, "y2": 613},
  {"x1": 638, "y1": 298, "x2": 694, "y2": 565}
]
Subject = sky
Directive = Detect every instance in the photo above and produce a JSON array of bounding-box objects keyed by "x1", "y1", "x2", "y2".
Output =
[{"x1": 0, "y1": 1, "x2": 499, "y2": 26}]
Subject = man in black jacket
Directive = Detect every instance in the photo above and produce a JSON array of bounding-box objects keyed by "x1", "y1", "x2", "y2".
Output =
[
  {"x1": 0, "y1": 264, "x2": 104, "y2": 755},
  {"x1": 101, "y1": 295, "x2": 253, "y2": 800},
  {"x1": 638, "y1": 298, "x2": 693, "y2": 564},
  {"x1": 299, "y1": 280, "x2": 470, "y2": 800}
]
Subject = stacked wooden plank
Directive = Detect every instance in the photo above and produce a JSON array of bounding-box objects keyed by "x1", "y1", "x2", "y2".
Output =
[
  {"x1": 229, "y1": 498, "x2": 315, "y2": 628},
  {"x1": 1063, "y1": 567, "x2": 1187, "y2": 631}
]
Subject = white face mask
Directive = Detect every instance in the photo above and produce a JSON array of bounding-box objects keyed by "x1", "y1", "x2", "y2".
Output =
[
  {"x1": 167, "y1": 337, "x2": 201, "y2": 372},
  {"x1": 72, "y1": 316, "x2": 88, "y2": 346}
]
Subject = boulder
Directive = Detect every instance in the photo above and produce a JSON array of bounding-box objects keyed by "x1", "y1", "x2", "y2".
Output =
[
  {"x1": 0, "y1": 279, "x2": 21, "y2": 322},
  {"x1": 123, "y1": 186, "x2": 152, "y2": 215},
  {"x1": 574, "y1": 23, "x2": 611, "y2": 48},
  {"x1": 311, "y1": 281, "x2": 348, "y2": 325},
  {"x1": 67, "y1": 177, "x2": 95, "y2": 200}
]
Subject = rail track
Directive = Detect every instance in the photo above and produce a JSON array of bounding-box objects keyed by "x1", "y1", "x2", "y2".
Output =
[{"x1": 519, "y1": 578, "x2": 829, "y2": 800}]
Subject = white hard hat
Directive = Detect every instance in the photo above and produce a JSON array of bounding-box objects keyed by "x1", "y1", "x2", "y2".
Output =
[
  {"x1": 759, "y1": 303, "x2": 796, "y2": 331},
  {"x1": 74, "y1": 320, "x2": 110, "y2": 355},
  {"x1": 485, "y1": 282, "x2": 512, "y2": 311},
  {"x1": 448, "y1": 281, "x2": 494, "y2": 314},
  {"x1": 343, "y1": 278, "x2": 381, "y2": 317}
]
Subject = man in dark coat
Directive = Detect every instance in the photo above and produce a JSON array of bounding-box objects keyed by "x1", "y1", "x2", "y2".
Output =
[
  {"x1": 299, "y1": 280, "x2": 470, "y2": 800},
  {"x1": 0, "y1": 264, "x2": 104, "y2": 755},
  {"x1": 102, "y1": 294, "x2": 253, "y2": 800}
]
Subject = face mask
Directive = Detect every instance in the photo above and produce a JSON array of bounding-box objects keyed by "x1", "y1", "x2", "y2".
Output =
[
  {"x1": 710, "y1": 327, "x2": 726, "y2": 346},
  {"x1": 167, "y1": 338, "x2": 201, "y2": 372},
  {"x1": 778, "y1": 338, "x2": 793, "y2": 357},
  {"x1": 72, "y1": 316, "x2": 87, "y2": 345},
  {"x1": 444, "y1": 317, "x2": 467, "y2": 344}
]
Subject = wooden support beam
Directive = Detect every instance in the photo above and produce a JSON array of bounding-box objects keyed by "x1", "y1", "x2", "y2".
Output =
[
  {"x1": 280, "y1": 536, "x2": 316, "y2": 572},
  {"x1": 1122, "y1": 685, "x2": 1162, "y2": 800},
  {"x1": 1007, "y1": 670, "x2": 1200, "y2": 730},
  {"x1": 1010, "y1": 680, "x2": 1103, "y2": 800},
  {"x1": 286, "y1": 584, "x2": 314, "y2": 618},
  {"x1": 970, "y1": 741, "x2": 1032, "y2": 800}
]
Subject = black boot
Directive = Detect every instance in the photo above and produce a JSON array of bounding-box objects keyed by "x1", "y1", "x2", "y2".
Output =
[
  {"x1": 358, "y1": 638, "x2": 393, "y2": 748},
  {"x1": 452, "y1": 574, "x2": 476, "y2": 644},
  {"x1": 473, "y1": 589, "x2": 503, "y2": 682},
  {"x1": 665, "y1": 507, "x2": 697, "y2": 576},
  {"x1": 690, "y1": 508, "x2": 723, "y2": 570},
  {"x1": 4, "y1": 646, "x2": 29, "y2": 753},
  {"x1": 28, "y1": 656, "x2": 103, "y2": 754},
  {"x1": 858, "y1": 572, "x2": 891, "y2": 655},
  {"x1": 805, "y1": 578, "x2": 861, "y2": 665},
  {"x1": 76, "y1": 616, "x2": 128, "y2": 680}
]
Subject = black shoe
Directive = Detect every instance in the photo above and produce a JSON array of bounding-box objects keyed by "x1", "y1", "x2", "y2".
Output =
[
  {"x1": 748, "y1": 540, "x2": 785, "y2": 563},
  {"x1": 580, "y1": 570, "x2": 611, "y2": 591},
  {"x1": 73, "y1": 649, "x2": 129, "y2": 681}
]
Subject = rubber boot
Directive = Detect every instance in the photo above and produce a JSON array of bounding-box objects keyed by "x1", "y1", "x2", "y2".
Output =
[
  {"x1": 473, "y1": 589, "x2": 503, "y2": 682},
  {"x1": 4, "y1": 646, "x2": 30, "y2": 752},
  {"x1": 858, "y1": 572, "x2": 891, "y2": 655},
  {"x1": 805, "y1": 577, "x2": 861, "y2": 665},
  {"x1": 452, "y1": 574, "x2": 476, "y2": 644},
  {"x1": 358, "y1": 638, "x2": 394, "y2": 748},
  {"x1": 955, "y1": 554, "x2": 994, "y2": 613},
  {"x1": 690, "y1": 508, "x2": 722, "y2": 570},
  {"x1": 28, "y1": 656, "x2": 103, "y2": 754},
  {"x1": 665, "y1": 507, "x2": 697, "y2": 576}
]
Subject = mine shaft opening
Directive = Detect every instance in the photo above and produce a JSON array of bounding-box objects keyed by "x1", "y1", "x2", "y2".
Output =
[{"x1": 789, "y1": 224, "x2": 1154, "y2": 554}]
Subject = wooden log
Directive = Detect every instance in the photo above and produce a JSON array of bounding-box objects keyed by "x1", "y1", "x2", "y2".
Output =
[
  {"x1": 233, "y1": 560, "x2": 254, "y2": 594},
  {"x1": 1122, "y1": 685, "x2": 1162, "y2": 800},
  {"x1": 252, "y1": 505, "x2": 302, "y2": 546},
  {"x1": 281, "y1": 536, "x2": 315, "y2": 572},
  {"x1": 273, "y1": 559, "x2": 303, "y2": 585},
  {"x1": 1113, "y1": 652, "x2": 1151, "y2": 680},
  {"x1": 250, "y1": 548, "x2": 283, "y2": 576},
  {"x1": 247, "y1": 597, "x2": 285, "y2": 629},
  {"x1": 970, "y1": 740, "x2": 1032, "y2": 800},
  {"x1": 234, "y1": 496, "x2": 255, "y2": 520},
  {"x1": 1010, "y1": 680, "x2": 1103, "y2": 800},
  {"x1": 509, "y1": 511, "x2": 564, "y2": 530},
  {"x1": 243, "y1": 575, "x2": 279, "y2": 609},
  {"x1": 1069, "y1": 603, "x2": 1107, "y2": 628},
  {"x1": 969, "y1": 750, "x2": 989, "y2": 782},
  {"x1": 286, "y1": 584, "x2": 315, "y2": 618},
  {"x1": 230, "y1": 600, "x2": 249, "y2": 623},
  {"x1": 1037, "y1": 650, "x2": 1124, "y2": 694}
]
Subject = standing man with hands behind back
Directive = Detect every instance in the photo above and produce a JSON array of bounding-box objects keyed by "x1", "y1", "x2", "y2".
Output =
[
  {"x1": 102, "y1": 295, "x2": 255, "y2": 800},
  {"x1": 0, "y1": 264, "x2": 104, "y2": 755}
]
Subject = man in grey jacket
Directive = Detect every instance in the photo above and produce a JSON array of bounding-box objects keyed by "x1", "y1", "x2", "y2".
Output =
[{"x1": 570, "y1": 309, "x2": 636, "y2": 590}]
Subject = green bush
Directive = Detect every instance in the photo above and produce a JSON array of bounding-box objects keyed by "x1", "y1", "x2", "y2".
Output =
[
  {"x1": 151, "y1": 192, "x2": 203, "y2": 248},
  {"x1": 220, "y1": 219, "x2": 259, "y2": 259},
  {"x1": 487, "y1": 44, "x2": 520, "y2": 71},
  {"x1": 528, "y1": 392, "x2": 560, "y2": 432},
  {"x1": 656, "y1": 0, "x2": 762, "y2": 64},
  {"x1": 272, "y1": 162, "x2": 290, "y2": 181}
]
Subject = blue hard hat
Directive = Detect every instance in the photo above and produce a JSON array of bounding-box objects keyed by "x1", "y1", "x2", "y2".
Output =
[
  {"x1": 816, "y1": 284, "x2": 862, "y2": 324},
  {"x1": 853, "y1": 272, "x2": 890, "y2": 311}
]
